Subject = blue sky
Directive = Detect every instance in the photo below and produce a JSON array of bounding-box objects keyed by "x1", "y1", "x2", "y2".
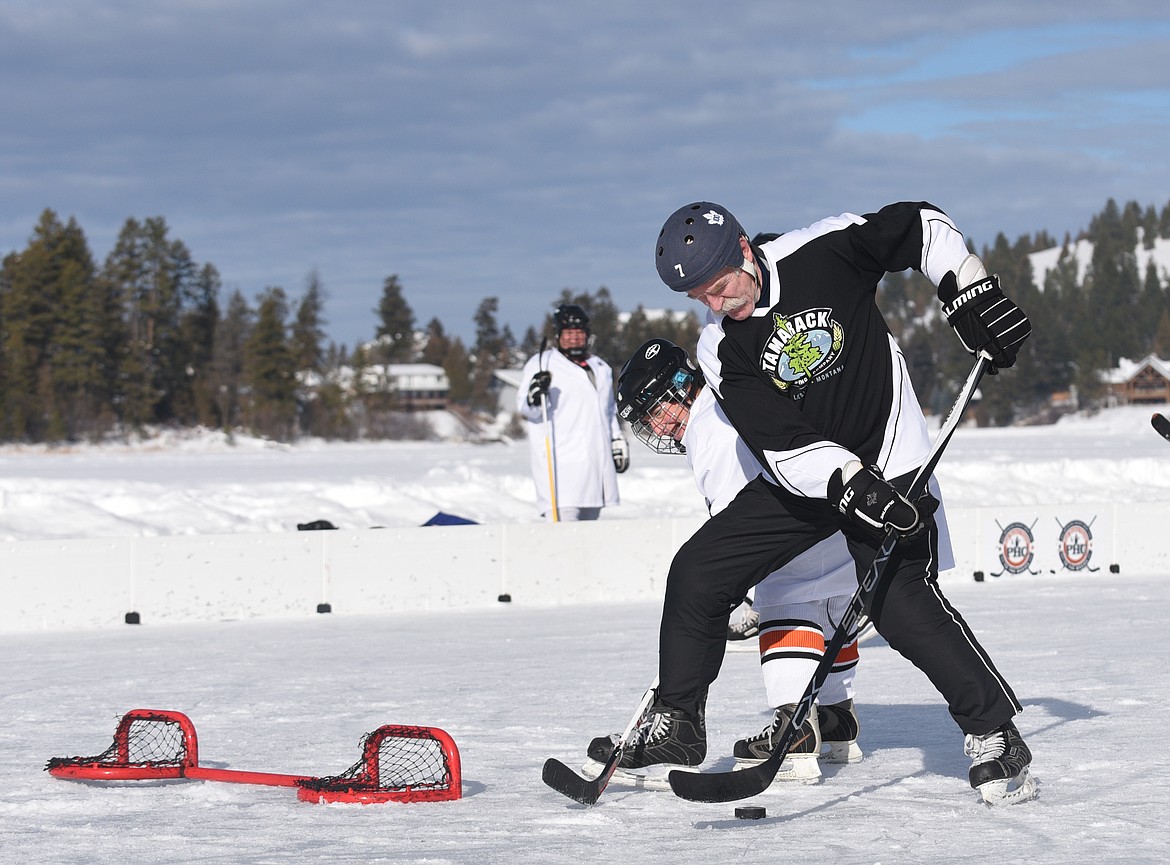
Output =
[{"x1": 3, "y1": 1, "x2": 1169, "y2": 349}]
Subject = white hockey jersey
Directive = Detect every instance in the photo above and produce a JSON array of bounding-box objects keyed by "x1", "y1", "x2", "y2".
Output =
[
  {"x1": 682, "y1": 386, "x2": 856, "y2": 604},
  {"x1": 681, "y1": 386, "x2": 954, "y2": 603},
  {"x1": 516, "y1": 349, "x2": 622, "y2": 515}
]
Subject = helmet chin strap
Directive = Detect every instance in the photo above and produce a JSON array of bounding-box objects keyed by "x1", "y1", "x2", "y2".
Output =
[{"x1": 740, "y1": 250, "x2": 763, "y2": 301}]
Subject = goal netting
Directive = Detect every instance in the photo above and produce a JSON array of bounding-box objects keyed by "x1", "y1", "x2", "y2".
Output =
[
  {"x1": 46, "y1": 709, "x2": 461, "y2": 804},
  {"x1": 296, "y1": 724, "x2": 462, "y2": 803},
  {"x1": 46, "y1": 708, "x2": 197, "y2": 780}
]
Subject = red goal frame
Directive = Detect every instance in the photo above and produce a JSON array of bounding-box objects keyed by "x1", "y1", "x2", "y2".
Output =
[{"x1": 46, "y1": 708, "x2": 461, "y2": 803}]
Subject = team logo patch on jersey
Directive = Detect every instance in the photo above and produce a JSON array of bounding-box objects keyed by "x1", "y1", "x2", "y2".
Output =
[{"x1": 758, "y1": 308, "x2": 844, "y2": 393}]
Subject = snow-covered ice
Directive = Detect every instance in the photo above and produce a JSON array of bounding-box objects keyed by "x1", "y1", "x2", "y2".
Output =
[{"x1": 3, "y1": 404, "x2": 1170, "y2": 863}]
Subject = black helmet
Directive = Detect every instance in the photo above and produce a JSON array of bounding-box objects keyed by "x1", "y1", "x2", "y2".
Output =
[
  {"x1": 553, "y1": 303, "x2": 590, "y2": 336},
  {"x1": 655, "y1": 201, "x2": 747, "y2": 293},
  {"x1": 552, "y1": 303, "x2": 591, "y2": 360},
  {"x1": 616, "y1": 338, "x2": 704, "y2": 455}
]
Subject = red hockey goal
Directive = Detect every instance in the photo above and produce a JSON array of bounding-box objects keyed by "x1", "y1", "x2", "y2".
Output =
[
  {"x1": 297, "y1": 724, "x2": 462, "y2": 804},
  {"x1": 46, "y1": 708, "x2": 461, "y2": 804}
]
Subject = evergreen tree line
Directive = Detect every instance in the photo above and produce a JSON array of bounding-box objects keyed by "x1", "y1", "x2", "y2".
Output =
[
  {"x1": 0, "y1": 210, "x2": 701, "y2": 443},
  {"x1": 2, "y1": 197, "x2": 1168, "y2": 443},
  {"x1": 885, "y1": 197, "x2": 1170, "y2": 426}
]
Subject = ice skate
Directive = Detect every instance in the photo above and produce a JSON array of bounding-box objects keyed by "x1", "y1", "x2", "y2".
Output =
[
  {"x1": 818, "y1": 699, "x2": 863, "y2": 763},
  {"x1": 726, "y1": 604, "x2": 760, "y2": 641},
  {"x1": 725, "y1": 601, "x2": 760, "y2": 652},
  {"x1": 584, "y1": 700, "x2": 705, "y2": 789},
  {"x1": 733, "y1": 703, "x2": 821, "y2": 783},
  {"x1": 964, "y1": 720, "x2": 1037, "y2": 805}
]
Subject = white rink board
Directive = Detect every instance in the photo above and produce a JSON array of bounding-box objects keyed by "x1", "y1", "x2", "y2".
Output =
[
  {"x1": 0, "y1": 505, "x2": 1159, "y2": 632},
  {"x1": 323, "y1": 526, "x2": 502, "y2": 612},
  {"x1": 131, "y1": 532, "x2": 324, "y2": 624},
  {"x1": 1, "y1": 538, "x2": 132, "y2": 631}
]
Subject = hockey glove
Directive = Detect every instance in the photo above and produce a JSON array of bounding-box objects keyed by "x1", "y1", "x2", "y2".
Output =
[
  {"x1": 827, "y1": 461, "x2": 930, "y2": 542},
  {"x1": 612, "y1": 437, "x2": 630, "y2": 473},
  {"x1": 937, "y1": 254, "x2": 1031, "y2": 372},
  {"x1": 527, "y1": 370, "x2": 552, "y2": 406}
]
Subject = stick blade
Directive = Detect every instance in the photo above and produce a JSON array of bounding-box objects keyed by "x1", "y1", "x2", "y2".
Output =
[
  {"x1": 542, "y1": 757, "x2": 607, "y2": 805},
  {"x1": 1152, "y1": 412, "x2": 1170, "y2": 442},
  {"x1": 667, "y1": 756, "x2": 777, "y2": 803}
]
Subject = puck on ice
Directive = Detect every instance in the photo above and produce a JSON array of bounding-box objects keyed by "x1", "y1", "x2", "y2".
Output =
[{"x1": 734, "y1": 806, "x2": 766, "y2": 820}]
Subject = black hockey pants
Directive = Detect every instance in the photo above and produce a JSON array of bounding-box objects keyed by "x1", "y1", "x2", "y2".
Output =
[{"x1": 657, "y1": 474, "x2": 1021, "y2": 737}]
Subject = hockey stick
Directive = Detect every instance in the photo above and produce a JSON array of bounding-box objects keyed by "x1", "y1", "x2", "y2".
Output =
[
  {"x1": 1151, "y1": 412, "x2": 1170, "y2": 444},
  {"x1": 669, "y1": 354, "x2": 990, "y2": 803},
  {"x1": 542, "y1": 675, "x2": 659, "y2": 805},
  {"x1": 539, "y1": 336, "x2": 560, "y2": 522}
]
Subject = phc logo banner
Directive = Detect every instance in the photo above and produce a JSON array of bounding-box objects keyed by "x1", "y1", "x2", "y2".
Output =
[
  {"x1": 982, "y1": 510, "x2": 1109, "y2": 576},
  {"x1": 1056, "y1": 517, "x2": 1099, "y2": 572},
  {"x1": 992, "y1": 520, "x2": 1038, "y2": 576}
]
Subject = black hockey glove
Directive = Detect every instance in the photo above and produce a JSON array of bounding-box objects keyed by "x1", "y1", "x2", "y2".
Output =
[
  {"x1": 938, "y1": 259, "x2": 1031, "y2": 372},
  {"x1": 612, "y1": 437, "x2": 630, "y2": 473},
  {"x1": 827, "y1": 462, "x2": 933, "y2": 542},
  {"x1": 527, "y1": 370, "x2": 551, "y2": 406}
]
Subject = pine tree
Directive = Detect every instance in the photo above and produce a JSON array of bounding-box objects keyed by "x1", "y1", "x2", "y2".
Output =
[
  {"x1": 174, "y1": 263, "x2": 221, "y2": 428},
  {"x1": 518, "y1": 325, "x2": 541, "y2": 360},
  {"x1": 0, "y1": 211, "x2": 117, "y2": 441},
  {"x1": 102, "y1": 216, "x2": 198, "y2": 428},
  {"x1": 443, "y1": 337, "x2": 473, "y2": 403},
  {"x1": 419, "y1": 317, "x2": 451, "y2": 367},
  {"x1": 470, "y1": 296, "x2": 512, "y2": 410},
  {"x1": 209, "y1": 290, "x2": 254, "y2": 433},
  {"x1": 291, "y1": 270, "x2": 328, "y2": 373},
  {"x1": 373, "y1": 274, "x2": 416, "y2": 363},
  {"x1": 583, "y1": 287, "x2": 622, "y2": 367},
  {"x1": 50, "y1": 223, "x2": 121, "y2": 440},
  {"x1": 243, "y1": 287, "x2": 297, "y2": 439},
  {"x1": 1084, "y1": 201, "x2": 1143, "y2": 365},
  {"x1": 1142, "y1": 205, "x2": 1159, "y2": 250}
]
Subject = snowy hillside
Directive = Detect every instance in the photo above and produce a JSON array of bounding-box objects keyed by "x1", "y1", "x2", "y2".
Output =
[{"x1": 1028, "y1": 232, "x2": 1170, "y2": 288}]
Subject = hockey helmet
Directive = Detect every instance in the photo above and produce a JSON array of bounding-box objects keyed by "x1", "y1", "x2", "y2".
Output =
[
  {"x1": 616, "y1": 338, "x2": 704, "y2": 455},
  {"x1": 553, "y1": 303, "x2": 591, "y2": 336},
  {"x1": 655, "y1": 201, "x2": 748, "y2": 293},
  {"x1": 552, "y1": 303, "x2": 591, "y2": 360}
]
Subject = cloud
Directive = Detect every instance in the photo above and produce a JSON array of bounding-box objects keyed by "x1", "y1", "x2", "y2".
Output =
[{"x1": 2, "y1": 1, "x2": 1169, "y2": 347}]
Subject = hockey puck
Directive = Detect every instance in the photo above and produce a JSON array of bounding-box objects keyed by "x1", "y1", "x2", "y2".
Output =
[{"x1": 734, "y1": 806, "x2": 766, "y2": 820}]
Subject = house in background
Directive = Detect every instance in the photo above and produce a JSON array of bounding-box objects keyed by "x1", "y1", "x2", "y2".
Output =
[
  {"x1": 1104, "y1": 354, "x2": 1170, "y2": 405},
  {"x1": 362, "y1": 364, "x2": 450, "y2": 411},
  {"x1": 302, "y1": 363, "x2": 451, "y2": 411}
]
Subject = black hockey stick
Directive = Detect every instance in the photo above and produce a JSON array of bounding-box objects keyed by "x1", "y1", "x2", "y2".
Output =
[
  {"x1": 542, "y1": 676, "x2": 659, "y2": 805},
  {"x1": 1151, "y1": 412, "x2": 1170, "y2": 443},
  {"x1": 669, "y1": 354, "x2": 990, "y2": 803}
]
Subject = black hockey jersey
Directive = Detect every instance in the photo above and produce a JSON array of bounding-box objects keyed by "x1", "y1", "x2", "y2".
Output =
[{"x1": 695, "y1": 201, "x2": 971, "y2": 500}]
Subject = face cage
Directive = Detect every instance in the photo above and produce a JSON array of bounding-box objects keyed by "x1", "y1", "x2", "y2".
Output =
[
  {"x1": 558, "y1": 330, "x2": 593, "y2": 360},
  {"x1": 627, "y1": 371, "x2": 695, "y2": 455}
]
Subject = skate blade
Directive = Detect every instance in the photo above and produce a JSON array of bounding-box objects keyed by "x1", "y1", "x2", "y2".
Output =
[
  {"x1": 581, "y1": 759, "x2": 699, "y2": 791},
  {"x1": 977, "y1": 768, "x2": 1038, "y2": 805},
  {"x1": 820, "y1": 741, "x2": 864, "y2": 764},
  {"x1": 734, "y1": 753, "x2": 822, "y2": 784}
]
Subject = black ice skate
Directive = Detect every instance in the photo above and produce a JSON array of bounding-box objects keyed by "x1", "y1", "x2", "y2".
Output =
[
  {"x1": 733, "y1": 703, "x2": 821, "y2": 783},
  {"x1": 964, "y1": 720, "x2": 1037, "y2": 805},
  {"x1": 726, "y1": 607, "x2": 760, "y2": 641},
  {"x1": 584, "y1": 700, "x2": 705, "y2": 788},
  {"x1": 817, "y1": 699, "x2": 863, "y2": 764}
]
